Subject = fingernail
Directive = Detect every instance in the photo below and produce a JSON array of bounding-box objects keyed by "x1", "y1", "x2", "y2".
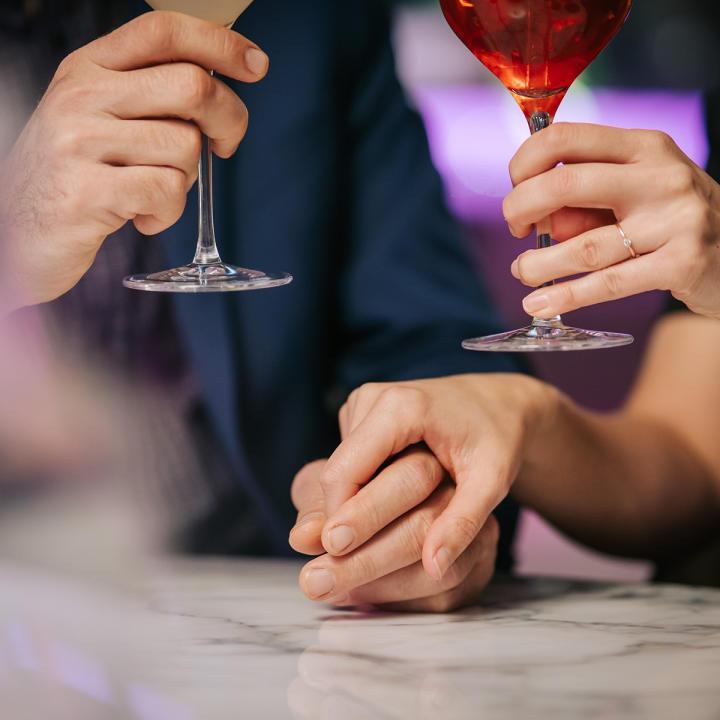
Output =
[
  {"x1": 303, "y1": 568, "x2": 335, "y2": 599},
  {"x1": 523, "y1": 294, "x2": 549, "y2": 314},
  {"x1": 432, "y1": 547, "x2": 452, "y2": 581},
  {"x1": 326, "y1": 525, "x2": 355, "y2": 554},
  {"x1": 245, "y1": 47, "x2": 269, "y2": 76},
  {"x1": 511, "y1": 259, "x2": 520, "y2": 279}
]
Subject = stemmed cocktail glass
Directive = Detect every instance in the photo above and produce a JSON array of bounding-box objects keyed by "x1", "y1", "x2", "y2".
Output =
[
  {"x1": 440, "y1": 0, "x2": 633, "y2": 351},
  {"x1": 124, "y1": 0, "x2": 292, "y2": 293}
]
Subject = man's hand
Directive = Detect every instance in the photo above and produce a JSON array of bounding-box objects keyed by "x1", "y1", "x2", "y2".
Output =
[
  {"x1": 290, "y1": 453, "x2": 499, "y2": 613},
  {"x1": 0, "y1": 11, "x2": 269, "y2": 309}
]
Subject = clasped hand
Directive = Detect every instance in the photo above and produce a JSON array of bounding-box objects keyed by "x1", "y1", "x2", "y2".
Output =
[{"x1": 290, "y1": 374, "x2": 551, "y2": 612}]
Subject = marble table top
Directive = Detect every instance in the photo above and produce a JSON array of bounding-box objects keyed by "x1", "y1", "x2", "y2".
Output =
[{"x1": 2, "y1": 558, "x2": 720, "y2": 719}]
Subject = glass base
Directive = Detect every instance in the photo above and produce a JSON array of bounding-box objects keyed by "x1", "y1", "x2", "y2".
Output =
[
  {"x1": 123, "y1": 263, "x2": 293, "y2": 293},
  {"x1": 463, "y1": 319, "x2": 634, "y2": 353}
]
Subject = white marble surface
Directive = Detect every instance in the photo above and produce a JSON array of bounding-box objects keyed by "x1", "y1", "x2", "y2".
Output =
[{"x1": 3, "y1": 558, "x2": 720, "y2": 719}]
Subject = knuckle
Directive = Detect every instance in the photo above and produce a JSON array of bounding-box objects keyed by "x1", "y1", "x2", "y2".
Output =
[
  {"x1": 56, "y1": 51, "x2": 81, "y2": 79},
  {"x1": 338, "y1": 401, "x2": 350, "y2": 427},
  {"x1": 551, "y1": 164, "x2": 578, "y2": 198},
  {"x1": 508, "y1": 155, "x2": 521, "y2": 186},
  {"x1": 234, "y1": 98, "x2": 250, "y2": 137},
  {"x1": 555, "y1": 281, "x2": 578, "y2": 309},
  {"x1": 361, "y1": 382, "x2": 384, "y2": 395},
  {"x1": 488, "y1": 461, "x2": 513, "y2": 499},
  {"x1": 50, "y1": 80, "x2": 94, "y2": 113},
  {"x1": 219, "y1": 30, "x2": 243, "y2": 66},
  {"x1": 292, "y1": 461, "x2": 323, "y2": 496},
  {"x1": 351, "y1": 494, "x2": 383, "y2": 535},
  {"x1": 318, "y1": 470, "x2": 335, "y2": 492},
  {"x1": 502, "y1": 193, "x2": 517, "y2": 224},
  {"x1": 401, "y1": 453, "x2": 441, "y2": 493},
  {"x1": 451, "y1": 515, "x2": 481, "y2": 549},
  {"x1": 180, "y1": 123, "x2": 203, "y2": 159},
  {"x1": 217, "y1": 115, "x2": 249, "y2": 159},
  {"x1": 319, "y1": 463, "x2": 345, "y2": 493},
  {"x1": 379, "y1": 385, "x2": 427, "y2": 416},
  {"x1": 154, "y1": 121, "x2": 198, "y2": 157},
  {"x1": 164, "y1": 167, "x2": 187, "y2": 200},
  {"x1": 405, "y1": 512, "x2": 431, "y2": 558},
  {"x1": 545, "y1": 122, "x2": 575, "y2": 152},
  {"x1": 177, "y1": 64, "x2": 214, "y2": 109},
  {"x1": 52, "y1": 124, "x2": 86, "y2": 157},
  {"x1": 389, "y1": 461, "x2": 423, "y2": 506},
  {"x1": 664, "y1": 165, "x2": 696, "y2": 196},
  {"x1": 643, "y1": 129, "x2": 677, "y2": 155},
  {"x1": 138, "y1": 11, "x2": 176, "y2": 51},
  {"x1": 347, "y1": 382, "x2": 380, "y2": 411},
  {"x1": 514, "y1": 250, "x2": 535, "y2": 285},
  {"x1": 348, "y1": 551, "x2": 377, "y2": 583},
  {"x1": 508, "y1": 138, "x2": 532, "y2": 185},
  {"x1": 343, "y1": 392, "x2": 360, "y2": 417},
  {"x1": 60, "y1": 172, "x2": 91, "y2": 220},
  {"x1": 683, "y1": 196, "x2": 712, "y2": 235},
  {"x1": 575, "y1": 236, "x2": 602, "y2": 270},
  {"x1": 378, "y1": 385, "x2": 407, "y2": 408},
  {"x1": 346, "y1": 385, "x2": 367, "y2": 407},
  {"x1": 142, "y1": 169, "x2": 186, "y2": 222},
  {"x1": 600, "y1": 266, "x2": 623, "y2": 298}
]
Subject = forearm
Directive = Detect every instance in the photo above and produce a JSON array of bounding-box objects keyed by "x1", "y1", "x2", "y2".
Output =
[{"x1": 515, "y1": 392, "x2": 720, "y2": 560}]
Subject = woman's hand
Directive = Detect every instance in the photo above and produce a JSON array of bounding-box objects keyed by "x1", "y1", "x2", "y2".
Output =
[
  {"x1": 503, "y1": 123, "x2": 720, "y2": 320},
  {"x1": 310, "y1": 374, "x2": 554, "y2": 584}
]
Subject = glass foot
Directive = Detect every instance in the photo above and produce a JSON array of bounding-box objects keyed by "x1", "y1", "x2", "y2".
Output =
[
  {"x1": 463, "y1": 319, "x2": 634, "y2": 353},
  {"x1": 123, "y1": 263, "x2": 293, "y2": 293}
]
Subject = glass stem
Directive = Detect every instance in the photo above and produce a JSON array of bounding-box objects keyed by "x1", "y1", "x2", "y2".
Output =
[
  {"x1": 529, "y1": 111, "x2": 561, "y2": 326},
  {"x1": 193, "y1": 73, "x2": 221, "y2": 267}
]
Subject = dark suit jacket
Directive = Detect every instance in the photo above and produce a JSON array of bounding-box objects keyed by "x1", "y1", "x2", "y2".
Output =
[{"x1": 157, "y1": 0, "x2": 523, "y2": 564}]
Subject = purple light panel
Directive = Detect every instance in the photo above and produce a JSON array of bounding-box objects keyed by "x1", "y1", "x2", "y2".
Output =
[{"x1": 414, "y1": 86, "x2": 708, "y2": 222}]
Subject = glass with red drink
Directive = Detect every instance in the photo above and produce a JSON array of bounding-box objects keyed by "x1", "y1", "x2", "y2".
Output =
[{"x1": 440, "y1": 0, "x2": 634, "y2": 351}]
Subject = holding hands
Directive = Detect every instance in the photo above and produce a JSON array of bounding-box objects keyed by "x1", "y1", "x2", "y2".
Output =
[
  {"x1": 291, "y1": 375, "x2": 552, "y2": 612},
  {"x1": 504, "y1": 123, "x2": 720, "y2": 320}
]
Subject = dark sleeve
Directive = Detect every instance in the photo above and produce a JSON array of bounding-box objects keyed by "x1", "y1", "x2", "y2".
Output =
[
  {"x1": 664, "y1": 89, "x2": 720, "y2": 316},
  {"x1": 335, "y1": 3, "x2": 521, "y2": 571},
  {"x1": 335, "y1": 4, "x2": 521, "y2": 387}
]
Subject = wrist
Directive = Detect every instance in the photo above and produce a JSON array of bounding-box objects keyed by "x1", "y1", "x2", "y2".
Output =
[{"x1": 518, "y1": 375, "x2": 564, "y2": 476}]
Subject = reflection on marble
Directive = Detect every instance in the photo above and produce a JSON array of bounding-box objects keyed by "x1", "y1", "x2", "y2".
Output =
[{"x1": 3, "y1": 559, "x2": 720, "y2": 719}]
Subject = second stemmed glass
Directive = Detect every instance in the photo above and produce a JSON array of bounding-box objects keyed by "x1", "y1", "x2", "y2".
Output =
[{"x1": 124, "y1": 0, "x2": 292, "y2": 293}]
